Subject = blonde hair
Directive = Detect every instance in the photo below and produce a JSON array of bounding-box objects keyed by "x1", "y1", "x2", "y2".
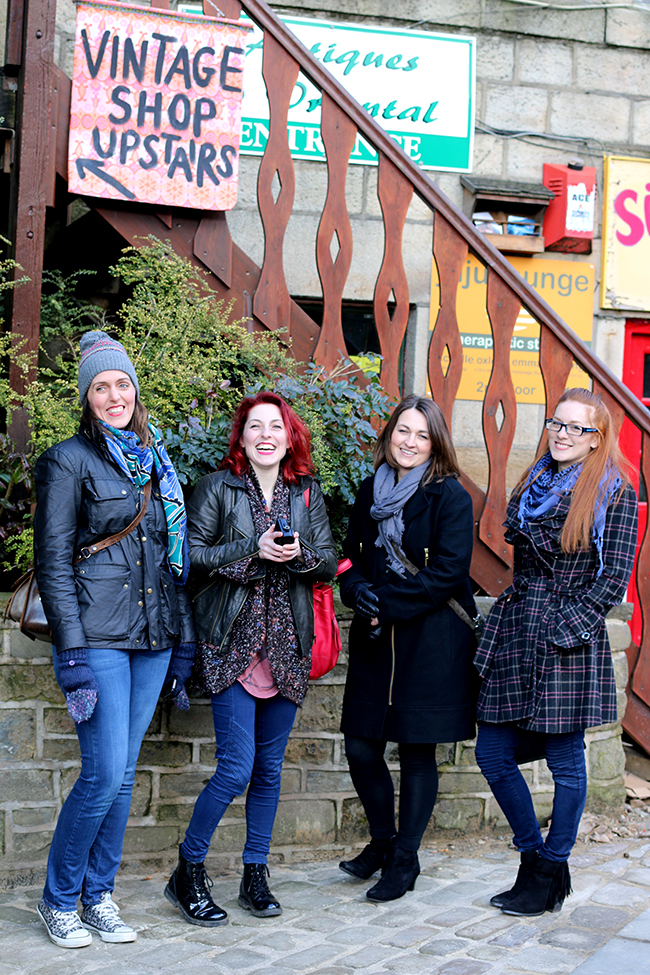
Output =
[{"x1": 514, "y1": 388, "x2": 631, "y2": 553}]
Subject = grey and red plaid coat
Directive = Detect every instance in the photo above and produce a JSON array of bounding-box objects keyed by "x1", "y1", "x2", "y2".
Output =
[{"x1": 474, "y1": 482, "x2": 638, "y2": 733}]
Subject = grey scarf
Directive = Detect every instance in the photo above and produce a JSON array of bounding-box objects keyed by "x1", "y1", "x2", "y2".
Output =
[{"x1": 370, "y1": 461, "x2": 428, "y2": 577}]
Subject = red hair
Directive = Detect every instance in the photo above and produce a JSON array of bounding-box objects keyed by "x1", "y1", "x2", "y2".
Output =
[{"x1": 221, "y1": 392, "x2": 314, "y2": 484}]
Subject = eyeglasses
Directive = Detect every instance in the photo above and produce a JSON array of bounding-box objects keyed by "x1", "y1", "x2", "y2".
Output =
[{"x1": 545, "y1": 418, "x2": 599, "y2": 438}]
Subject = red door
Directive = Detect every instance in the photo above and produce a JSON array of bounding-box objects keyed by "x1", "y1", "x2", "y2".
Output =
[{"x1": 620, "y1": 321, "x2": 650, "y2": 647}]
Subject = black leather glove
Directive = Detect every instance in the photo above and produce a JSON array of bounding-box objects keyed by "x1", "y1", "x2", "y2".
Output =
[
  {"x1": 163, "y1": 642, "x2": 196, "y2": 711},
  {"x1": 349, "y1": 582, "x2": 380, "y2": 620},
  {"x1": 56, "y1": 648, "x2": 99, "y2": 723}
]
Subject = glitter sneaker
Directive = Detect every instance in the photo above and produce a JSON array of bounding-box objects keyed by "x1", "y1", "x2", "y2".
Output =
[
  {"x1": 81, "y1": 891, "x2": 137, "y2": 943},
  {"x1": 37, "y1": 898, "x2": 93, "y2": 948}
]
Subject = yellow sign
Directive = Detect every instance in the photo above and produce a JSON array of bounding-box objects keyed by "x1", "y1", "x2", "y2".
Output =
[
  {"x1": 601, "y1": 155, "x2": 650, "y2": 310},
  {"x1": 429, "y1": 255, "x2": 595, "y2": 404}
]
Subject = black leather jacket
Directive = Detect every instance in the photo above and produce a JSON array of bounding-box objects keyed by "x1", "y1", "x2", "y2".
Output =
[
  {"x1": 34, "y1": 433, "x2": 195, "y2": 653},
  {"x1": 188, "y1": 470, "x2": 338, "y2": 656}
]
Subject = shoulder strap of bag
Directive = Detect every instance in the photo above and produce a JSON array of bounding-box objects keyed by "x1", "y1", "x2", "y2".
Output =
[{"x1": 72, "y1": 480, "x2": 152, "y2": 565}]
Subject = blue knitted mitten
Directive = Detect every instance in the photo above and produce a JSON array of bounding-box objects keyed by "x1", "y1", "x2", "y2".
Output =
[{"x1": 56, "y1": 648, "x2": 99, "y2": 723}]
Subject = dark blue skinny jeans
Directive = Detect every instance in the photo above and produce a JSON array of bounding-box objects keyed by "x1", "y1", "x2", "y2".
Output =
[
  {"x1": 181, "y1": 681, "x2": 297, "y2": 865},
  {"x1": 475, "y1": 722, "x2": 587, "y2": 862}
]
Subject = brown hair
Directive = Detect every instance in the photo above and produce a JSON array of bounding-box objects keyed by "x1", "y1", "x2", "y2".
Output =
[
  {"x1": 80, "y1": 395, "x2": 153, "y2": 446},
  {"x1": 373, "y1": 395, "x2": 461, "y2": 484},
  {"x1": 514, "y1": 387, "x2": 631, "y2": 552}
]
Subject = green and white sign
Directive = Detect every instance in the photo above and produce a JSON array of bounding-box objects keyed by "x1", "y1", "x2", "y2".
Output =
[{"x1": 178, "y1": 9, "x2": 475, "y2": 172}]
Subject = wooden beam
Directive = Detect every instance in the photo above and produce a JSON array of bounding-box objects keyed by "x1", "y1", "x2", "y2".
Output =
[{"x1": 8, "y1": 0, "x2": 56, "y2": 450}]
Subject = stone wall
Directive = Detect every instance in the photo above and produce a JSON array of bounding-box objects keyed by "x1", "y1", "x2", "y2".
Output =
[{"x1": 0, "y1": 595, "x2": 633, "y2": 888}]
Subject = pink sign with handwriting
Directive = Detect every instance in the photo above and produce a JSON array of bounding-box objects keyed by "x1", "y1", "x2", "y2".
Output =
[{"x1": 68, "y1": 0, "x2": 251, "y2": 209}]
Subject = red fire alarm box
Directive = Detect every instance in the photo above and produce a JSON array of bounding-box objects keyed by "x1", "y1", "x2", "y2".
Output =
[{"x1": 542, "y1": 161, "x2": 596, "y2": 253}]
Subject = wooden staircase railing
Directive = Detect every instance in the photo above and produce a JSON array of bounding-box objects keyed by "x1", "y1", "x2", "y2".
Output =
[{"x1": 48, "y1": 0, "x2": 650, "y2": 742}]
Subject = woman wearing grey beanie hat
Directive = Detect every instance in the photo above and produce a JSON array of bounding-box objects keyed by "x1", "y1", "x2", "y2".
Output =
[{"x1": 33, "y1": 330, "x2": 197, "y2": 949}]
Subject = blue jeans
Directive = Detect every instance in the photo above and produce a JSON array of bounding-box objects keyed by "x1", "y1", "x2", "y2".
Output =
[
  {"x1": 475, "y1": 722, "x2": 587, "y2": 862},
  {"x1": 181, "y1": 682, "x2": 297, "y2": 865},
  {"x1": 44, "y1": 647, "x2": 171, "y2": 910}
]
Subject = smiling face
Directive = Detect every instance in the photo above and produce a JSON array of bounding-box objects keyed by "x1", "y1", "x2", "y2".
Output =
[
  {"x1": 388, "y1": 407, "x2": 433, "y2": 480},
  {"x1": 548, "y1": 399, "x2": 600, "y2": 471},
  {"x1": 86, "y1": 370, "x2": 136, "y2": 429},
  {"x1": 241, "y1": 403, "x2": 288, "y2": 477}
]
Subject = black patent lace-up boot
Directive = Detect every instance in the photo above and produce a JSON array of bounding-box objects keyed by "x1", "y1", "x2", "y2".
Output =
[
  {"x1": 165, "y1": 847, "x2": 228, "y2": 927},
  {"x1": 238, "y1": 863, "x2": 282, "y2": 917}
]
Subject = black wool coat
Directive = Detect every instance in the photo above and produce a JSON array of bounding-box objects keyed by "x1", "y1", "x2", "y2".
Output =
[{"x1": 339, "y1": 474, "x2": 479, "y2": 744}]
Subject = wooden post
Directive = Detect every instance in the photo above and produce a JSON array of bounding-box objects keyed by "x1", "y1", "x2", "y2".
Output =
[{"x1": 7, "y1": 0, "x2": 56, "y2": 450}]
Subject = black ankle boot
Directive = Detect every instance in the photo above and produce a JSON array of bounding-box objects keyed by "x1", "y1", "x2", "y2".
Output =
[
  {"x1": 366, "y1": 845, "x2": 420, "y2": 902},
  {"x1": 501, "y1": 857, "x2": 572, "y2": 917},
  {"x1": 238, "y1": 863, "x2": 282, "y2": 917},
  {"x1": 164, "y1": 847, "x2": 228, "y2": 926},
  {"x1": 490, "y1": 850, "x2": 541, "y2": 908},
  {"x1": 339, "y1": 837, "x2": 395, "y2": 880}
]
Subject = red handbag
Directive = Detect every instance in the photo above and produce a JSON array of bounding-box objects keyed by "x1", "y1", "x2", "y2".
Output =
[{"x1": 303, "y1": 486, "x2": 350, "y2": 680}]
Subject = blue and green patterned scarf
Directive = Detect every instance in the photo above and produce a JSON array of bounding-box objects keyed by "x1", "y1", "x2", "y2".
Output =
[{"x1": 100, "y1": 421, "x2": 189, "y2": 584}]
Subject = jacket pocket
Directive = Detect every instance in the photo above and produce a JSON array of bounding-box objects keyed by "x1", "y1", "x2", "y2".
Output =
[
  {"x1": 74, "y1": 563, "x2": 131, "y2": 643},
  {"x1": 85, "y1": 477, "x2": 134, "y2": 537}
]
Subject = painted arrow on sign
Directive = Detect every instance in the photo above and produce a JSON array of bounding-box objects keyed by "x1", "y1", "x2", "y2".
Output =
[{"x1": 75, "y1": 159, "x2": 136, "y2": 200}]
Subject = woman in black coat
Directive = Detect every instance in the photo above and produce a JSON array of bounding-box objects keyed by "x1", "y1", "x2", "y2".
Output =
[
  {"x1": 474, "y1": 388, "x2": 637, "y2": 918},
  {"x1": 338, "y1": 395, "x2": 479, "y2": 902}
]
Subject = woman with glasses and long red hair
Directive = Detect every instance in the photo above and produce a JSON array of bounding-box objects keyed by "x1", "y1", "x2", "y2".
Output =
[
  {"x1": 475, "y1": 388, "x2": 638, "y2": 918},
  {"x1": 165, "y1": 392, "x2": 337, "y2": 926}
]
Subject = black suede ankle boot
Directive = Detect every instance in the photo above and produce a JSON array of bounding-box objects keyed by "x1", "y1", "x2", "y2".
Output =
[
  {"x1": 164, "y1": 847, "x2": 228, "y2": 926},
  {"x1": 501, "y1": 857, "x2": 572, "y2": 917},
  {"x1": 339, "y1": 836, "x2": 395, "y2": 880},
  {"x1": 366, "y1": 845, "x2": 420, "y2": 902},
  {"x1": 238, "y1": 863, "x2": 282, "y2": 917},
  {"x1": 490, "y1": 850, "x2": 541, "y2": 908}
]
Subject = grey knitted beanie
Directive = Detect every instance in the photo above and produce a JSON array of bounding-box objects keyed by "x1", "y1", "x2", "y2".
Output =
[{"x1": 78, "y1": 331, "x2": 139, "y2": 404}]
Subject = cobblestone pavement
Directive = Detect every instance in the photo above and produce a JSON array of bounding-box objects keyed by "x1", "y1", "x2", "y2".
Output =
[{"x1": 2, "y1": 836, "x2": 650, "y2": 974}]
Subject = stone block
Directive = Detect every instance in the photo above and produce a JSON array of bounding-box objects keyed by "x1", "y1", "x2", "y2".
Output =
[
  {"x1": 200, "y1": 743, "x2": 217, "y2": 765},
  {"x1": 436, "y1": 743, "x2": 456, "y2": 766},
  {"x1": 345, "y1": 165, "x2": 365, "y2": 215},
  {"x1": 457, "y1": 743, "x2": 477, "y2": 767},
  {"x1": 209, "y1": 822, "x2": 247, "y2": 852},
  {"x1": 273, "y1": 798, "x2": 336, "y2": 845},
  {"x1": 477, "y1": 35, "x2": 514, "y2": 82},
  {"x1": 168, "y1": 704, "x2": 214, "y2": 738},
  {"x1": 43, "y1": 707, "x2": 75, "y2": 734},
  {"x1": 158, "y1": 803, "x2": 193, "y2": 824},
  {"x1": 9, "y1": 629, "x2": 50, "y2": 660},
  {"x1": 284, "y1": 737, "x2": 333, "y2": 765},
  {"x1": 228, "y1": 209, "x2": 265, "y2": 268},
  {"x1": 146, "y1": 704, "x2": 162, "y2": 736},
  {"x1": 589, "y1": 737, "x2": 625, "y2": 782},
  {"x1": 340, "y1": 796, "x2": 369, "y2": 841},
  {"x1": 607, "y1": 9, "x2": 650, "y2": 49},
  {"x1": 431, "y1": 798, "x2": 482, "y2": 831},
  {"x1": 586, "y1": 780, "x2": 625, "y2": 811},
  {"x1": 407, "y1": 194, "x2": 435, "y2": 225},
  {"x1": 293, "y1": 159, "x2": 328, "y2": 213},
  {"x1": 131, "y1": 771, "x2": 152, "y2": 817},
  {"x1": 550, "y1": 91, "x2": 630, "y2": 143},
  {"x1": 0, "y1": 663, "x2": 61, "y2": 703},
  {"x1": 138, "y1": 741, "x2": 192, "y2": 767},
  {"x1": 305, "y1": 769, "x2": 353, "y2": 793},
  {"x1": 505, "y1": 138, "x2": 576, "y2": 182},
  {"x1": 2, "y1": 770, "x2": 53, "y2": 802},
  {"x1": 482, "y1": 5, "x2": 605, "y2": 44},
  {"x1": 611, "y1": 649, "x2": 629, "y2": 691},
  {"x1": 517, "y1": 38, "x2": 573, "y2": 87},
  {"x1": 438, "y1": 772, "x2": 488, "y2": 794},
  {"x1": 607, "y1": 620, "x2": 631, "y2": 653},
  {"x1": 472, "y1": 133, "x2": 505, "y2": 178},
  {"x1": 11, "y1": 829, "x2": 54, "y2": 857},
  {"x1": 576, "y1": 45, "x2": 650, "y2": 96},
  {"x1": 281, "y1": 768, "x2": 302, "y2": 794},
  {"x1": 485, "y1": 86, "x2": 549, "y2": 132},
  {"x1": 122, "y1": 825, "x2": 179, "y2": 854},
  {"x1": 159, "y1": 770, "x2": 212, "y2": 799},
  {"x1": 293, "y1": 684, "x2": 344, "y2": 733},
  {"x1": 12, "y1": 807, "x2": 57, "y2": 826},
  {"x1": 61, "y1": 767, "x2": 80, "y2": 800},
  {"x1": 0, "y1": 709, "x2": 35, "y2": 760},
  {"x1": 633, "y1": 101, "x2": 650, "y2": 146},
  {"x1": 43, "y1": 738, "x2": 80, "y2": 761}
]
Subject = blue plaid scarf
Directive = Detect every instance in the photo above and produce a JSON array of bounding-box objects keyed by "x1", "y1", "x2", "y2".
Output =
[
  {"x1": 100, "y1": 421, "x2": 189, "y2": 584},
  {"x1": 518, "y1": 451, "x2": 621, "y2": 577}
]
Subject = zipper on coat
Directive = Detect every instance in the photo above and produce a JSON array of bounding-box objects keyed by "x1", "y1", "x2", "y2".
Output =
[
  {"x1": 211, "y1": 589, "x2": 247, "y2": 646},
  {"x1": 388, "y1": 625, "x2": 396, "y2": 706}
]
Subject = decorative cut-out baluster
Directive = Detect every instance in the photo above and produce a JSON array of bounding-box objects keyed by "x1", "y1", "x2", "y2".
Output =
[
  {"x1": 253, "y1": 33, "x2": 299, "y2": 332},
  {"x1": 632, "y1": 430, "x2": 650, "y2": 706},
  {"x1": 479, "y1": 271, "x2": 518, "y2": 561},
  {"x1": 428, "y1": 215, "x2": 468, "y2": 431},
  {"x1": 373, "y1": 154, "x2": 413, "y2": 403},
  {"x1": 314, "y1": 93, "x2": 356, "y2": 372}
]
